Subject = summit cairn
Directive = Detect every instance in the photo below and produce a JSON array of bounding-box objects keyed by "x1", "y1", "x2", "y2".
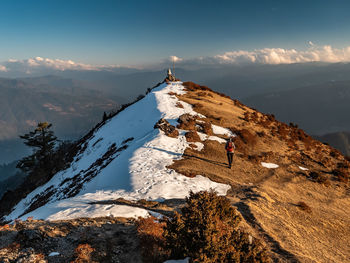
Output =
[{"x1": 165, "y1": 68, "x2": 176, "y2": 82}]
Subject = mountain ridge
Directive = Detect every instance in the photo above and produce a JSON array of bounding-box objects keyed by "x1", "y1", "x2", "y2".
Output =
[{"x1": 0, "y1": 80, "x2": 349, "y2": 262}]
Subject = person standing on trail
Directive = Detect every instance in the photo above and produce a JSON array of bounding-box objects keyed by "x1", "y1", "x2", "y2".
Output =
[{"x1": 225, "y1": 136, "x2": 236, "y2": 168}]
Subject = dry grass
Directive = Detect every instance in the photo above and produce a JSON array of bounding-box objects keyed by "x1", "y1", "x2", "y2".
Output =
[
  {"x1": 309, "y1": 171, "x2": 331, "y2": 186},
  {"x1": 136, "y1": 216, "x2": 168, "y2": 263},
  {"x1": 168, "y1": 83, "x2": 350, "y2": 262},
  {"x1": 333, "y1": 168, "x2": 349, "y2": 183}
]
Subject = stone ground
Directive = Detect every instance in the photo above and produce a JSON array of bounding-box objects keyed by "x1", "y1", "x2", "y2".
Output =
[{"x1": 0, "y1": 217, "x2": 142, "y2": 263}]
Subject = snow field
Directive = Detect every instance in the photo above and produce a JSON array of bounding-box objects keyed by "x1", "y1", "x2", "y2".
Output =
[{"x1": 6, "y1": 82, "x2": 230, "y2": 221}]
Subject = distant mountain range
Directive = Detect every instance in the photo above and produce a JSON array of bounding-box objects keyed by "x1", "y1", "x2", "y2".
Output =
[
  {"x1": 0, "y1": 161, "x2": 25, "y2": 199},
  {"x1": 2, "y1": 62, "x2": 350, "y2": 164},
  {"x1": 242, "y1": 80, "x2": 350, "y2": 135},
  {"x1": 0, "y1": 75, "x2": 124, "y2": 164},
  {"x1": 0, "y1": 75, "x2": 124, "y2": 139},
  {"x1": 314, "y1": 131, "x2": 350, "y2": 156}
]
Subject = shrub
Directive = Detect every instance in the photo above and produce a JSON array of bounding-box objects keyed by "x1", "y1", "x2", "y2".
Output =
[
  {"x1": 297, "y1": 201, "x2": 312, "y2": 213},
  {"x1": 163, "y1": 191, "x2": 270, "y2": 263},
  {"x1": 277, "y1": 124, "x2": 290, "y2": 139},
  {"x1": 197, "y1": 91, "x2": 208, "y2": 97},
  {"x1": 136, "y1": 216, "x2": 169, "y2": 263},
  {"x1": 183, "y1": 82, "x2": 212, "y2": 92},
  {"x1": 332, "y1": 169, "x2": 349, "y2": 183},
  {"x1": 289, "y1": 122, "x2": 298, "y2": 128},
  {"x1": 232, "y1": 129, "x2": 257, "y2": 147},
  {"x1": 309, "y1": 172, "x2": 331, "y2": 186},
  {"x1": 256, "y1": 131, "x2": 265, "y2": 137},
  {"x1": 329, "y1": 150, "x2": 337, "y2": 158},
  {"x1": 233, "y1": 99, "x2": 245, "y2": 109},
  {"x1": 72, "y1": 243, "x2": 95, "y2": 263}
]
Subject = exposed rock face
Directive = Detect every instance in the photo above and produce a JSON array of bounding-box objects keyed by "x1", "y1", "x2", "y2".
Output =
[{"x1": 154, "y1": 118, "x2": 179, "y2": 138}]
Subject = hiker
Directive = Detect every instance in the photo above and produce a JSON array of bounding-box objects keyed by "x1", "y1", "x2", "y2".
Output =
[{"x1": 225, "y1": 136, "x2": 236, "y2": 168}]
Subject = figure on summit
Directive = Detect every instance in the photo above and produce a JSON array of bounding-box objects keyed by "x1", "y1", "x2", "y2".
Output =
[{"x1": 225, "y1": 136, "x2": 236, "y2": 168}]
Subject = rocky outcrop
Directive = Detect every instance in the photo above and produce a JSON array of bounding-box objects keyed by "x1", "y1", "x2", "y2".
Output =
[{"x1": 154, "y1": 118, "x2": 179, "y2": 138}]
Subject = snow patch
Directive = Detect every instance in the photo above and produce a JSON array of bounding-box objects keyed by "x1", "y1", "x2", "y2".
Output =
[
  {"x1": 298, "y1": 166, "x2": 309, "y2": 171},
  {"x1": 212, "y1": 124, "x2": 234, "y2": 137},
  {"x1": 192, "y1": 142, "x2": 204, "y2": 151},
  {"x1": 208, "y1": 135, "x2": 227, "y2": 143},
  {"x1": 46, "y1": 204, "x2": 150, "y2": 221},
  {"x1": 198, "y1": 132, "x2": 227, "y2": 143},
  {"x1": 261, "y1": 162, "x2": 279, "y2": 169}
]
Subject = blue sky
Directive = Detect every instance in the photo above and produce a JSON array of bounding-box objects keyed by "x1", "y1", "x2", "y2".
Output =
[{"x1": 1, "y1": 0, "x2": 350, "y2": 66}]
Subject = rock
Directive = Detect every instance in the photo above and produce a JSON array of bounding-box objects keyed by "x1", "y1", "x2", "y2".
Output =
[
  {"x1": 178, "y1": 113, "x2": 194, "y2": 124},
  {"x1": 154, "y1": 119, "x2": 179, "y2": 138},
  {"x1": 185, "y1": 131, "x2": 201, "y2": 142},
  {"x1": 16, "y1": 247, "x2": 46, "y2": 263},
  {"x1": 18, "y1": 229, "x2": 42, "y2": 242},
  {"x1": 177, "y1": 114, "x2": 196, "y2": 130}
]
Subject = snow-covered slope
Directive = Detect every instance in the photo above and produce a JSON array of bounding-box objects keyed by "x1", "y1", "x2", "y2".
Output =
[{"x1": 6, "y1": 82, "x2": 230, "y2": 221}]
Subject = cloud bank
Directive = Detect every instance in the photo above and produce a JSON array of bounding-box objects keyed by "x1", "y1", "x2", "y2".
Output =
[
  {"x1": 213, "y1": 45, "x2": 350, "y2": 64},
  {"x1": 1, "y1": 57, "x2": 101, "y2": 73},
  {"x1": 1, "y1": 44, "x2": 350, "y2": 76},
  {"x1": 168, "y1": 44, "x2": 350, "y2": 68},
  {"x1": 0, "y1": 57, "x2": 124, "y2": 76}
]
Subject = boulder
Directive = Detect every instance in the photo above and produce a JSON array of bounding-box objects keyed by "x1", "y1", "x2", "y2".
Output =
[{"x1": 154, "y1": 119, "x2": 179, "y2": 138}]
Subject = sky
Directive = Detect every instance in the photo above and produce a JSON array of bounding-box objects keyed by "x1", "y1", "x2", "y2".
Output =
[{"x1": 1, "y1": 0, "x2": 350, "y2": 67}]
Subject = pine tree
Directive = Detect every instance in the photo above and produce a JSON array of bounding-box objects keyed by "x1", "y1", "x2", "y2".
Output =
[
  {"x1": 103, "y1": 111, "x2": 108, "y2": 122},
  {"x1": 17, "y1": 122, "x2": 57, "y2": 179}
]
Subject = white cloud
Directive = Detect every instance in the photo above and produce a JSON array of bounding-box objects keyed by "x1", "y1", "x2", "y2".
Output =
[
  {"x1": 216, "y1": 45, "x2": 350, "y2": 64},
  {"x1": 169, "y1": 55, "x2": 183, "y2": 63},
  {"x1": 23, "y1": 57, "x2": 98, "y2": 71},
  {"x1": 172, "y1": 44, "x2": 350, "y2": 67},
  {"x1": 0, "y1": 57, "x2": 114, "y2": 74}
]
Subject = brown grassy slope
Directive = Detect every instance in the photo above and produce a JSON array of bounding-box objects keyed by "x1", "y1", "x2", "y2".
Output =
[{"x1": 169, "y1": 82, "x2": 350, "y2": 263}]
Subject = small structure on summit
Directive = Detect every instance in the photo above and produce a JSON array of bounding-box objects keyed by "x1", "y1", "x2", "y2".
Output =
[{"x1": 165, "y1": 68, "x2": 176, "y2": 82}]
